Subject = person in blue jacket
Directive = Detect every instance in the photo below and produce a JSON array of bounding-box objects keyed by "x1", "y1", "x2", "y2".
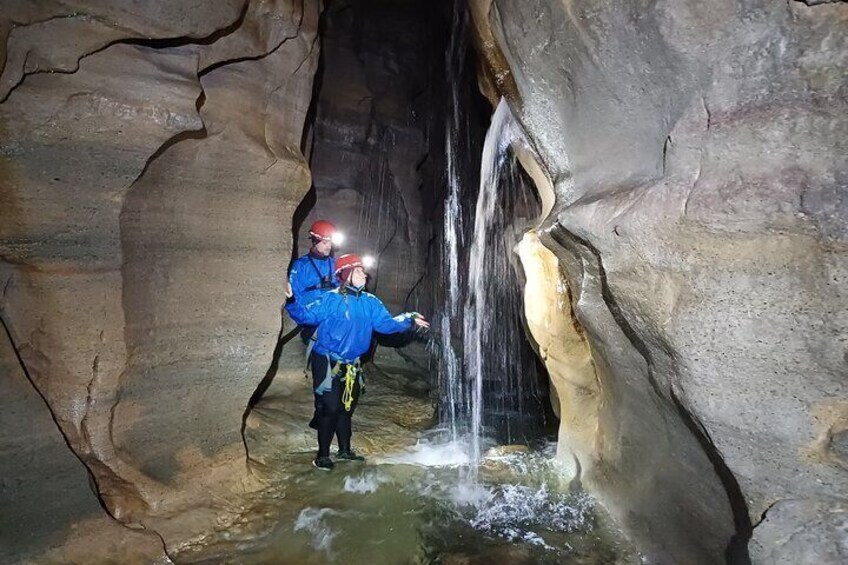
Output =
[
  {"x1": 286, "y1": 253, "x2": 430, "y2": 471},
  {"x1": 289, "y1": 219, "x2": 341, "y2": 341}
]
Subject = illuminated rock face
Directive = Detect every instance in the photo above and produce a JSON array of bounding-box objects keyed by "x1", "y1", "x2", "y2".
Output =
[
  {"x1": 0, "y1": 1, "x2": 320, "y2": 559},
  {"x1": 481, "y1": 0, "x2": 848, "y2": 562}
]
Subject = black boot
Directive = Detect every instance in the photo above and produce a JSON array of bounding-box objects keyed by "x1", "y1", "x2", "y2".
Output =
[
  {"x1": 312, "y1": 456, "x2": 335, "y2": 471},
  {"x1": 336, "y1": 450, "x2": 365, "y2": 462}
]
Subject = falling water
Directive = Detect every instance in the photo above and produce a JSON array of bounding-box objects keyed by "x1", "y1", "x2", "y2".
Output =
[
  {"x1": 437, "y1": 0, "x2": 470, "y2": 443},
  {"x1": 436, "y1": 3, "x2": 547, "y2": 475},
  {"x1": 464, "y1": 98, "x2": 519, "y2": 468}
]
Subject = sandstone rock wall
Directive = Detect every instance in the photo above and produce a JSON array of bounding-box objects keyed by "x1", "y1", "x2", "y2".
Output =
[
  {"x1": 0, "y1": 0, "x2": 321, "y2": 558},
  {"x1": 475, "y1": 0, "x2": 848, "y2": 562}
]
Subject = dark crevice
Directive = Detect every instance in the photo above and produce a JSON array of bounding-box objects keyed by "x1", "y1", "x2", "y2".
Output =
[
  {"x1": 670, "y1": 390, "x2": 753, "y2": 564},
  {"x1": 299, "y1": 1, "x2": 328, "y2": 157},
  {"x1": 291, "y1": 28, "x2": 320, "y2": 77},
  {"x1": 240, "y1": 321, "x2": 302, "y2": 464},
  {"x1": 2, "y1": 272, "x2": 12, "y2": 298},
  {"x1": 123, "y1": 1, "x2": 250, "y2": 50},
  {"x1": 662, "y1": 135, "x2": 671, "y2": 176},
  {"x1": 544, "y1": 220, "x2": 752, "y2": 563},
  {"x1": 141, "y1": 522, "x2": 178, "y2": 564},
  {"x1": 128, "y1": 128, "x2": 207, "y2": 190},
  {"x1": 546, "y1": 222, "x2": 668, "y2": 405},
  {"x1": 290, "y1": 0, "x2": 320, "y2": 77},
  {"x1": 120, "y1": 85, "x2": 209, "y2": 200},
  {"x1": 290, "y1": 186, "x2": 317, "y2": 266},
  {"x1": 752, "y1": 499, "x2": 781, "y2": 529}
]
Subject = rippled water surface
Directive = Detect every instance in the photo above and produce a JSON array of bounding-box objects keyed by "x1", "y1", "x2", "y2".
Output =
[{"x1": 226, "y1": 441, "x2": 640, "y2": 565}]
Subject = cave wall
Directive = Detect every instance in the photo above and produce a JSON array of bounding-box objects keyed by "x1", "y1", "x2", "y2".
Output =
[
  {"x1": 300, "y1": 0, "x2": 448, "y2": 312},
  {"x1": 0, "y1": 0, "x2": 320, "y2": 558},
  {"x1": 475, "y1": 0, "x2": 848, "y2": 562}
]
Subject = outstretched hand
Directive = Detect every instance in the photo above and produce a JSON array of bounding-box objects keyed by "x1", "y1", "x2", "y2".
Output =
[{"x1": 413, "y1": 315, "x2": 430, "y2": 329}]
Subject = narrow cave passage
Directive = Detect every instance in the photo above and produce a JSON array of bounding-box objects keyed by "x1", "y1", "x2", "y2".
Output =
[
  {"x1": 3, "y1": 0, "x2": 841, "y2": 563},
  {"x1": 234, "y1": 1, "x2": 625, "y2": 563}
]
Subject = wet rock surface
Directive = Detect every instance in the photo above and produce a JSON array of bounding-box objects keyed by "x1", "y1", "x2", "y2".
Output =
[{"x1": 477, "y1": 0, "x2": 848, "y2": 562}]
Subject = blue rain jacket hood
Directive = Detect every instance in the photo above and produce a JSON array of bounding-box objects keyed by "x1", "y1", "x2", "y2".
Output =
[
  {"x1": 288, "y1": 252, "x2": 337, "y2": 305},
  {"x1": 286, "y1": 287, "x2": 415, "y2": 362}
]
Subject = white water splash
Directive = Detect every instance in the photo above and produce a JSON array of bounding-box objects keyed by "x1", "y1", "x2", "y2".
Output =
[
  {"x1": 468, "y1": 484, "x2": 593, "y2": 549},
  {"x1": 293, "y1": 508, "x2": 339, "y2": 554},
  {"x1": 376, "y1": 439, "x2": 472, "y2": 467},
  {"x1": 343, "y1": 473, "x2": 388, "y2": 494},
  {"x1": 448, "y1": 479, "x2": 495, "y2": 507}
]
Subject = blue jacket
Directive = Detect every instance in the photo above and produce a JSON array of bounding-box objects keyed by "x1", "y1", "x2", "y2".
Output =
[
  {"x1": 286, "y1": 287, "x2": 415, "y2": 362},
  {"x1": 288, "y1": 253, "x2": 337, "y2": 306}
]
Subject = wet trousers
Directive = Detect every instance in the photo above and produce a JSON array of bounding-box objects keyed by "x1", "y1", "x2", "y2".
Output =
[{"x1": 308, "y1": 352, "x2": 361, "y2": 457}]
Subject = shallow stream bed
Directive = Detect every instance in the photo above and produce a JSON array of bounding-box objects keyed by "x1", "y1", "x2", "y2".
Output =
[{"x1": 204, "y1": 440, "x2": 640, "y2": 564}]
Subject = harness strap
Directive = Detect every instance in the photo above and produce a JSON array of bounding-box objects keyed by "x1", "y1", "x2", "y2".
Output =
[
  {"x1": 307, "y1": 256, "x2": 332, "y2": 282},
  {"x1": 304, "y1": 333, "x2": 317, "y2": 370}
]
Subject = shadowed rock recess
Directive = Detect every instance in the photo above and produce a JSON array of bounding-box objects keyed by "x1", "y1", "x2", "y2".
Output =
[{"x1": 1, "y1": 0, "x2": 846, "y2": 563}]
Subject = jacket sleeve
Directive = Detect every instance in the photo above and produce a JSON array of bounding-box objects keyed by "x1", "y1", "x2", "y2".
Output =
[
  {"x1": 286, "y1": 295, "x2": 331, "y2": 326},
  {"x1": 368, "y1": 295, "x2": 415, "y2": 334},
  {"x1": 288, "y1": 259, "x2": 310, "y2": 298}
]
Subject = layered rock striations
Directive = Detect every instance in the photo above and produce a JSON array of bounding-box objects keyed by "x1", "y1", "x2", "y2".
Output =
[
  {"x1": 475, "y1": 0, "x2": 848, "y2": 562},
  {"x1": 0, "y1": 0, "x2": 321, "y2": 560}
]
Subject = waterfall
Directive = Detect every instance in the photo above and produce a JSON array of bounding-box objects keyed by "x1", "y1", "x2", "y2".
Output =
[
  {"x1": 436, "y1": 2, "x2": 546, "y2": 476},
  {"x1": 464, "y1": 98, "x2": 517, "y2": 467},
  {"x1": 438, "y1": 0, "x2": 469, "y2": 443}
]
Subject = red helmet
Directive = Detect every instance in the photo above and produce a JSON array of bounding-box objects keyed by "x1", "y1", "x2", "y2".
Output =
[
  {"x1": 309, "y1": 220, "x2": 337, "y2": 241},
  {"x1": 334, "y1": 253, "x2": 363, "y2": 282}
]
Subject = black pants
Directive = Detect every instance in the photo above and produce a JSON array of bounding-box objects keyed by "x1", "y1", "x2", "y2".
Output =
[
  {"x1": 300, "y1": 325, "x2": 317, "y2": 345},
  {"x1": 309, "y1": 352, "x2": 361, "y2": 458}
]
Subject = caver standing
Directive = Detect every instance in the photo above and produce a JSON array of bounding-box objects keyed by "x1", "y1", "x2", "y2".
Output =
[
  {"x1": 288, "y1": 220, "x2": 343, "y2": 342},
  {"x1": 286, "y1": 253, "x2": 430, "y2": 470}
]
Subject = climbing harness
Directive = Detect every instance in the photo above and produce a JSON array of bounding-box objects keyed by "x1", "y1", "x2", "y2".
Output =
[
  {"x1": 314, "y1": 353, "x2": 363, "y2": 412},
  {"x1": 333, "y1": 360, "x2": 361, "y2": 412}
]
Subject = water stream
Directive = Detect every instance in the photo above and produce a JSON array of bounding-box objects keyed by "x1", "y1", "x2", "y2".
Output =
[{"x1": 208, "y1": 445, "x2": 637, "y2": 565}]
